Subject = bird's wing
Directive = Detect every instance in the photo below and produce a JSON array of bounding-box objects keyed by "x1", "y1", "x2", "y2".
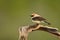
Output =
[{"x1": 32, "y1": 17, "x2": 46, "y2": 21}]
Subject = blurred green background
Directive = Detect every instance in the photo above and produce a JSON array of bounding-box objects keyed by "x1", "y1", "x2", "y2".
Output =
[{"x1": 0, "y1": 0, "x2": 60, "y2": 40}]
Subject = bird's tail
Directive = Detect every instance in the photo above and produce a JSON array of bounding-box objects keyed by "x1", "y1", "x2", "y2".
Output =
[{"x1": 44, "y1": 21, "x2": 51, "y2": 25}]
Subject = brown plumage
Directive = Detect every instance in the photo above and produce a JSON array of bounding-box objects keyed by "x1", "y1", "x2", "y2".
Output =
[
  {"x1": 32, "y1": 17, "x2": 46, "y2": 21},
  {"x1": 31, "y1": 13, "x2": 51, "y2": 25}
]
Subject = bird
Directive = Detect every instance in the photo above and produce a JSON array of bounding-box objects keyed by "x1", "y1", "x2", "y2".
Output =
[{"x1": 30, "y1": 13, "x2": 51, "y2": 25}]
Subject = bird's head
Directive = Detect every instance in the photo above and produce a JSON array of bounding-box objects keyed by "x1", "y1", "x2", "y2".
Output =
[{"x1": 30, "y1": 13, "x2": 40, "y2": 17}]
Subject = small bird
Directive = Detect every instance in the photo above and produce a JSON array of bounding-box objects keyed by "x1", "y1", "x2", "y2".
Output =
[{"x1": 30, "y1": 13, "x2": 51, "y2": 25}]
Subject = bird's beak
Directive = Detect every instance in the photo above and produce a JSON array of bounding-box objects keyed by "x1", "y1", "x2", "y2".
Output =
[{"x1": 30, "y1": 15, "x2": 34, "y2": 17}]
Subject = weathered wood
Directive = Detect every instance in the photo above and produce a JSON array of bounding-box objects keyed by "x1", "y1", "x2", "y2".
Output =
[{"x1": 18, "y1": 23, "x2": 60, "y2": 40}]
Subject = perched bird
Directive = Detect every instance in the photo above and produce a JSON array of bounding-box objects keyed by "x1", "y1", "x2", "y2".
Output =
[{"x1": 30, "y1": 13, "x2": 51, "y2": 25}]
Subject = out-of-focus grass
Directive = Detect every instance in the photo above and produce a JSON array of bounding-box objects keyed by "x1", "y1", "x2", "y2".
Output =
[{"x1": 0, "y1": 0, "x2": 60, "y2": 40}]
